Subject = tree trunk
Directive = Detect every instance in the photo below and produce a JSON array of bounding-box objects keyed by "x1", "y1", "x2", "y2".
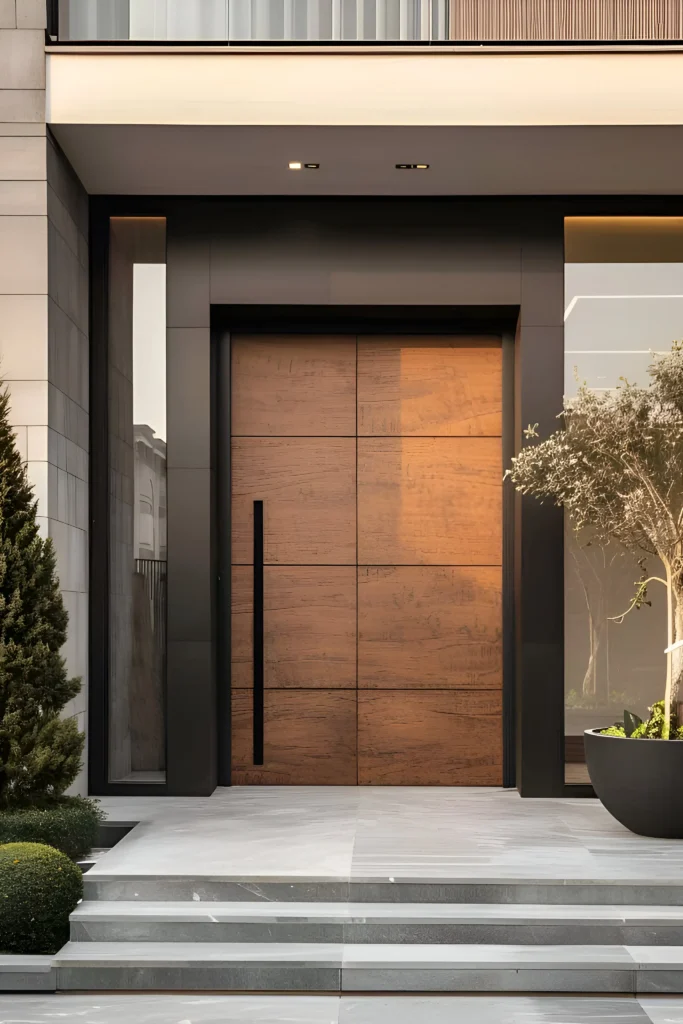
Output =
[
  {"x1": 582, "y1": 616, "x2": 607, "y2": 702},
  {"x1": 664, "y1": 563, "x2": 674, "y2": 739},
  {"x1": 673, "y1": 582, "x2": 683, "y2": 721},
  {"x1": 595, "y1": 608, "x2": 609, "y2": 705},
  {"x1": 582, "y1": 609, "x2": 596, "y2": 697}
]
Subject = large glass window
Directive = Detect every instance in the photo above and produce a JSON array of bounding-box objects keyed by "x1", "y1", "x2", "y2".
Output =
[
  {"x1": 564, "y1": 217, "x2": 683, "y2": 784},
  {"x1": 108, "y1": 217, "x2": 167, "y2": 784}
]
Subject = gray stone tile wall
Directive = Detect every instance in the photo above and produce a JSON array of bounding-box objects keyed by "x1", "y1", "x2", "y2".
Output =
[{"x1": 0, "y1": 1, "x2": 89, "y2": 794}]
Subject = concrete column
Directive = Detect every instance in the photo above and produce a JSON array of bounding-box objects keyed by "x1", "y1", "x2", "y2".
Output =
[{"x1": 0, "y1": 1, "x2": 90, "y2": 794}]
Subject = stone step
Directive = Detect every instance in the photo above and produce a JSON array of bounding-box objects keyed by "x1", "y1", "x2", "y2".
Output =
[
  {"x1": 81, "y1": 875, "x2": 683, "y2": 906},
  {"x1": 70, "y1": 900, "x2": 683, "y2": 946},
  {"x1": 52, "y1": 941, "x2": 683, "y2": 993},
  {"x1": 0, "y1": 955, "x2": 55, "y2": 993}
]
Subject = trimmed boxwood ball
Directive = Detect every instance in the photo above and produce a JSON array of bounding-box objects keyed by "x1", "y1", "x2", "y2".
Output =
[
  {"x1": 0, "y1": 796, "x2": 104, "y2": 860},
  {"x1": 0, "y1": 842, "x2": 82, "y2": 954}
]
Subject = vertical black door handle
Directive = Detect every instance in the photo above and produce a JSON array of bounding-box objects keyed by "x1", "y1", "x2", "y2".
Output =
[{"x1": 253, "y1": 500, "x2": 264, "y2": 765}]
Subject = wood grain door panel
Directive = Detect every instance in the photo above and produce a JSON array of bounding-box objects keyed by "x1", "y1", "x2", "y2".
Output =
[
  {"x1": 232, "y1": 566, "x2": 357, "y2": 688},
  {"x1": 357, "y1": 437, "x2": 501, "y2": 566},
  {"x1": 232, "y1": 689, "x2": 357, "y2": 785},
  {"x1": 230, "y1": 332, "x2": 504, "y2": 787},
  {"x1": 358, "y1": 566, "x2": 502, "y2": 689},
  {"x1": 357, "y1": 336, "x2": 502, "y2": 437},
  {"x1": 358, "y1": 690, "x2": 503, "y2": 785},
  {"x1": 232, "y1": 334, "x2": 356, "y2": 437},
  {"x1": 232, "y1": 437, "x2": 357, "y2": 565}
]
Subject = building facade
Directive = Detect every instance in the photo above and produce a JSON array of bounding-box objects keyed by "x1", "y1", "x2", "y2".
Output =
[{"x1": 2, "y1": 0, "x2": 683, "y2": 798}]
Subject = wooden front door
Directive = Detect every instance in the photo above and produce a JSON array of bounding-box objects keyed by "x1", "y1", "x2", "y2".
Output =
[{"x1": 230, "y1": 334, "x2": 503, "y2": 785}]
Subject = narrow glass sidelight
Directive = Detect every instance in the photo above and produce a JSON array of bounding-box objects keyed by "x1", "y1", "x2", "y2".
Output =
[
  {"x1": 253, "y1": 500, "x2": 265, "y2": 765},
  {"x1": 563, "y1": 216, "x2": 683, "y2": 786},
  {"x1": 108, "y1": 217, "x2": 167, "y2": 784}
]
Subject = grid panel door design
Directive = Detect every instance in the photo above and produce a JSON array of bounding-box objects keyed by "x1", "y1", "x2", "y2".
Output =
[{"x1": 230, "y1": 333, "x2": 503, "y2": 785}]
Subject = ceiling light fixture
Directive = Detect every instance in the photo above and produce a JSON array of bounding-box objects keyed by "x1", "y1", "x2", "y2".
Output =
[
  {"x1": 288, "y1": 162, "x2": 320, "y2": 170},
  {"x1": 289, "y1": 162, "x2": 302, "y2": 170},
  {"x1": 396, "y1": 163, "x2": 430, "y2": 170}
]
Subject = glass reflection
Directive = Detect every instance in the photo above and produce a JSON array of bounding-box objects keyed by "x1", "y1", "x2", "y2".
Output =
[
  {"x1": 564, "y1": 217, "x2": 683, "y2": 783},
  {"x1": 109, "y1": 218, "x2": 167, "y2": 784}
]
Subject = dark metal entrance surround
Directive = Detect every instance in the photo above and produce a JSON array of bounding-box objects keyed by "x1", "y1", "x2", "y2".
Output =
[
  {"x1": 88, "y1": 196, "x2": 590, "y2": 799},
  {"x1": 212, "y1": 307, "x2": 519, "y2": 790}
]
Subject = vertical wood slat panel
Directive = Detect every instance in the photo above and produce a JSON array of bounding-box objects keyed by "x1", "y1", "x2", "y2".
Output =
[{"x1": 450, "y1": 0, "x2": 683, "y2": 41}]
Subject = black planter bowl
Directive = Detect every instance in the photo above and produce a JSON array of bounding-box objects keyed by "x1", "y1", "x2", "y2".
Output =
[{"x1": 584, "y1": 728, "x2": 683, "y2": 838}]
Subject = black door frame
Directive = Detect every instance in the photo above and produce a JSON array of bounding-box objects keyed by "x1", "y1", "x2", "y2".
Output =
[{"x1": 213, "y1": 304, "x2": 519, "y2": 788}]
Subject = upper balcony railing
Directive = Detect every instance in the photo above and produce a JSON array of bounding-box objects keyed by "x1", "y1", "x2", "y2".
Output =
[
  {"x1": 55, "y1": 0, "x2": 449, "y2": 43},
  {"x1": 51, "y1": 0, "x2": 683, "y2": 44}
]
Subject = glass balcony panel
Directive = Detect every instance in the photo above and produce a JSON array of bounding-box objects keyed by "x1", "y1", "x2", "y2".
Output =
[
  {"x1": 58, "y1": 0, "x2": 446, "y2": 41},
  {"x1": 60, "y1": 0, "x2": 130, "y2": 40}
]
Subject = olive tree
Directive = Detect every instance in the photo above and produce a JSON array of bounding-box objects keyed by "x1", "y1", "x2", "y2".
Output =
[{"x1": 506, "y1": 343, "x2": 683, "y2": 738}]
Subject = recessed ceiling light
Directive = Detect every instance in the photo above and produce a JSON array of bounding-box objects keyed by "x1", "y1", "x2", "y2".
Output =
[
  {"x1": 289, "y1": 162, "x2": 302, "y2": 170},
  {"x1": 396, "y1": 163, "x2": 430, "y2": 170},
  {"x1": 288, "y1": 162, "x2": 320, "y2": 170}
]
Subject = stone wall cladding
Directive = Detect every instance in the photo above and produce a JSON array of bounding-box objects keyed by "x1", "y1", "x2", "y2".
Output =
[{"x1": 0, "y1": 1, "x2": 89, "y2": 794}]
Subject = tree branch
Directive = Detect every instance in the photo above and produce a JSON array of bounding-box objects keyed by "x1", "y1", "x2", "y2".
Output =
[{"x1": 608, "y1": 576, "x2": 668, "y2": 624}]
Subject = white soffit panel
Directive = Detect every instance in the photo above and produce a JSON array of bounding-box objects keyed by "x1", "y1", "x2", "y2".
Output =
[{"x1": 47, "y1": 50, "x2": 683, "y2": 128}]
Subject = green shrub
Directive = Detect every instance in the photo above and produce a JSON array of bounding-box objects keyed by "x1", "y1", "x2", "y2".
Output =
[
  {"x1": 0, "y1": 842, "x2": 82, "y2": 954},
  {"x1": 630, "y1": 700, "x2": 683, "y2": 739},
  {"x1": 601, "y1": 701, "x2": 683, "y2": 741},
  {"x1": 0, "y1": 797, "x2": 104, "y2": 859},
  {"x1": 601, "y1": 725, "x2": 627, "y2": 737}
]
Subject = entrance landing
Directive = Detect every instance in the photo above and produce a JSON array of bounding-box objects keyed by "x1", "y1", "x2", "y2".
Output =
[
  {"x1": 91, "y1": 787, "x2": 683, "y2": 885},
  {"x1": 47, "y1": 790, "x2": 683, "y2": 993}
]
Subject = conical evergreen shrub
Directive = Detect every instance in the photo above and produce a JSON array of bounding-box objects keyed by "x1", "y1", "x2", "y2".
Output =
[{"x1": 0, "y1": 387, "x2": 83, "y2": 807}]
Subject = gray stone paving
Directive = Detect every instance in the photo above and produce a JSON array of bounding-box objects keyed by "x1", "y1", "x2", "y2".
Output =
[
  {"x1": 90, "y1": 788, "x2": 683, "y2": 884},
  {"x1": 0, "y1": 993, "x2": 676, "y2": 1023},
  {"x1": 6, "y1": 790, "x2": 678, "y2": 999}
]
